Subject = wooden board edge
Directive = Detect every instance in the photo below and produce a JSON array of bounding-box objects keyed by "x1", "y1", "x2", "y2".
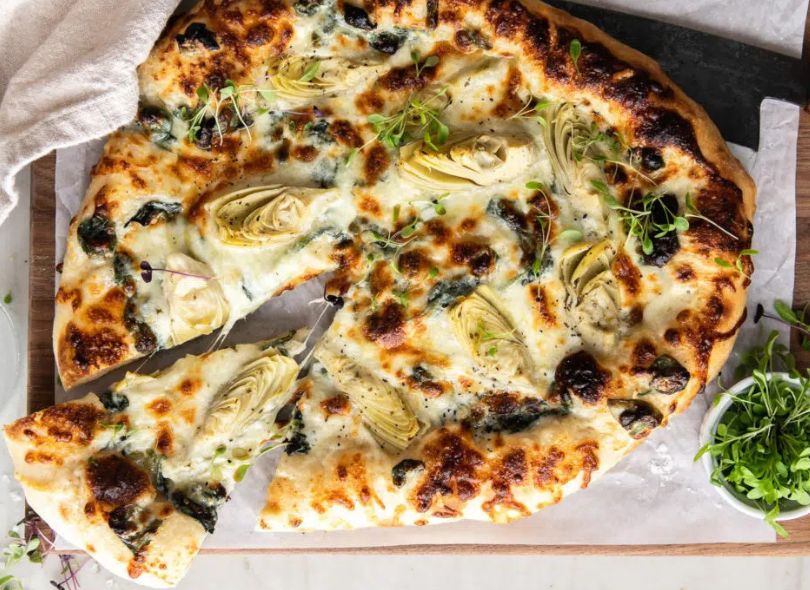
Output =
[{"x1": 28, "y1": 153, "x2": 56, "y2": 414}]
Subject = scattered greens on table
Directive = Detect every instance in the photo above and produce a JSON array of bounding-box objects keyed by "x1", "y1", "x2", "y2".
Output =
[{"x1": 696, "y1": 319, "x2": 810, "y2": 538}]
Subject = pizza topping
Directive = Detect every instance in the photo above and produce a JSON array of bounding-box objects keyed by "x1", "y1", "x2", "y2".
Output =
[
  {"x1": 87, "y1": 454, "x2": 152, "y2": 509},
  {"x1": 164, "y1": 481, "x2": 226, "y2": 534},
  {"x1": 293, "y1": 0, "x2": 326, "y2": 16},
  {"x1": 197, "y1": 350, "x2": 298, "y2": 443},
  {"x1": 316, "y1": 345, "x2": 420, "y2": 451},
  {"x1": 283, "y1": 407, "x2": 311, "y2": 455},
  {"x1": 637, "y1": 193, "x2": 682, "y2": 266},
  {"x1": 630, "y1": 146, "x2": 665, "y2": 172},
  {"x1": 125, "y1": 200, "x2": 182, "y2": 227},
  {"x1": 209, "y1": 185, "x2": 337, "y2": 247},
  {"x1": 449, "y1": 285, "x2": 534, "y2": 386},
  {"x1": 427, "y1": 276, "x2": 478, "y2": 309},
  {"x1": 98, "y1": 391, "x2": 129, "y2": 413},
  {"x1": 399, "y1": 134, "x2": 534, "y2": 191},
  {"x1": 265, "y1": 56, "x2": 381, "y2": 103},
  {"x1": 539, "y1": 102, "x2": 592, "y2": 196},
  {"x1": 454, "y1": 29, "x2": 492, "y2": 52},
  {"x1": 470, "y1": 392, "x2": 566, "y2": 434},
  {"x1": 162, "y1": 253, "x2": 229, "y2": 345},
  {"x1": 123, "y1": 299, "x2": 158, "y2": 355},
  {"x1": 609, "y1": 400, "x2": 662, "y2": 439},
  {"x1": 136, "y1": 106, "x2": 174, "y2": 148},
  {"x1": 560, "y1": 240, "x2": 622, "y2": 350},
  {"x1": 176, "y1": 22, "x2": 220, "y2": 52},
  {"x1": 407, "y1": 366, "x2": 446, "y2": 397},
  {"x1": 554, "y1": 351, "x2": 609, "y2": 404},
  {"x1": 342, "y1": 4, "x2": 376, "y2": 30},
  {"x1": 648, "y1": 356, "x2": 690, "y2": 394},
  {"x1": 77, "y1": 211, "x2": 116, "y2": 256},
  {"x1": 560, "y1": 239, "x2": 615, "y2": 304},
  {"x1": 369, "y1": 30, "x2": 406, "y2": 55},
  {"x1": 392, "y1": 458, "x2": 425, "y2": 487},
  {"x1": 107, "y1": 504, "x2": 162, "y2": 554},
  {"x1": 368, "y1": 86, "x2": 449, "y2": 149}
]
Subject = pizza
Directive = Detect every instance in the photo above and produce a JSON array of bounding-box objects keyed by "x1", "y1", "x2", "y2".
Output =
[
  {"x1": 9, "y1": 0, "x2": 757, "y2": 584},
  {"x1": 5, "y1": 335, "x2": 302, "y2": 586}
]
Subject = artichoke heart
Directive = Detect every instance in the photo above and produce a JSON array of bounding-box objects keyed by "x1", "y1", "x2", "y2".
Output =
[
  {"x1": 316, "y1": 346, "x2": 420, "y2": 452},
  {"x1": 266, "y1": 56, "x2": 382, "y2": 102},
  {"x1": 560, "y1": 239, "x2": 615, "y2": 303},
  {"x1": 163, "y1": 253, "x2": 230, "y2": 345},
  {"x1": 399, "y1": 134, "x2": 535, "y2": 191},
  {"x1": 449, "y1": 285, "x2": 533, "y2": 384},
  {"x1": 198, "y1": 350, "x2": 299, "y2": 444},
  {"x1": 540, "y1": 102, "x2": 591, "y2": 196},
  {"x1": 560, "y1": 240, "x2": 621, "y2": 351},
  {"x1": 209, "y1": 185, "x2": 337, "y2": 247}
]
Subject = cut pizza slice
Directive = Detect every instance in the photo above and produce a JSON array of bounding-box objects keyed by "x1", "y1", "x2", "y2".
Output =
[{"x1": 5, "y1": 335, "x2": 301, "y2": 587}]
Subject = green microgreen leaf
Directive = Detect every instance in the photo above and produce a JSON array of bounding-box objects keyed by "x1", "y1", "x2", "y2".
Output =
[
  {"x1": 300, "y1": 60, "x2": 320, "y2": 82},
  {"x1": 698, "y1": 330, "x2": 810, "y2": 537},
  {"x1": 234, "y1": 464, "x2": 251, "y2": 482},
  {"x1": 569, "y1": 39, "x2": 582, "y2": 72}
]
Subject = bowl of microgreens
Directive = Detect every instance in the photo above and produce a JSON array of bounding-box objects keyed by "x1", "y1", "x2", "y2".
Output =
[{"x1": 697, "y1": 330, "x2": 810, "y2": 536}]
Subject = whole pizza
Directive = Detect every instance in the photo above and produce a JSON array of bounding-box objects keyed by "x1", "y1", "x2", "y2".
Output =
[{"x1": 5, "y1": 0, "x2": 755, "y2": 586}]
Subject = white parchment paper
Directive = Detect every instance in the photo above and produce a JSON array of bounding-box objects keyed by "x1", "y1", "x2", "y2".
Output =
[{"x1": 53, "y1": 1, "x2": 806, "y2": 548}]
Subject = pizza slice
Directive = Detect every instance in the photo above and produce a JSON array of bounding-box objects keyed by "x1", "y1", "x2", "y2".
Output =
[{"x1": 6, "y1": 335, "x2": 301, "y2": 587}]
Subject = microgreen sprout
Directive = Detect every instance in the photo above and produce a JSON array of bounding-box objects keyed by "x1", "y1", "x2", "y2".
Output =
[
  {"x1": 569, "y1": 39, "x2": 582, "y2": 73},
  {"x1": 367, "y1": 86, "x2": 450, "y2": 150},
  {"x1": 508, "y1": 97, "x2": 551, "y2": 126},
  {"x1": 592, "y1": 180, "x2": 689, "y2": 256},
  {"x1": 684, "y1": 193, "x2": 739, "y2": 241},
  {"x1": 754, "y1": 301, "x2": 810, "y2": 351},
  {"x1": 410, "y1": 50, "x2": 439, "y2": 78},
  {"x1": 139, "y1": 261, "x2": 212, "y2": 284},
  {"x1": 714, "y1": 249, "x2": 758, "y2": 277},
  {"x1": 0, "y1": 513, "x2": 83, "y2": 590},
  {"x1": 696, "y1": 331, "x2": 810, "y2": 537}
]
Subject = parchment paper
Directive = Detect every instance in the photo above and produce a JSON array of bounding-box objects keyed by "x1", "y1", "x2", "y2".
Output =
[{"x1": 52, "y1": 1, "x2": 806, "y2": 548}]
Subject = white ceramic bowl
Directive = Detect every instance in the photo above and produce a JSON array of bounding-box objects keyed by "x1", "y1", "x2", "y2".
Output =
[{"x1": 699, "y1": 372, "x2": 810, "y2": 521}]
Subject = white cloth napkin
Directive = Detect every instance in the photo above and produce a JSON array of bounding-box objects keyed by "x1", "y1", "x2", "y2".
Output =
[{"x1": 0, "y1": 0, "x2": 180, "y2": 225}]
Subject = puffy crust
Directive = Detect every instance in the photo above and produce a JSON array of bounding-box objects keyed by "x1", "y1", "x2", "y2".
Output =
[
  {"x1": 4, "y1": 396, "x2": 204, "y2": 588},
  {"x1": 261, "y1": 413, "x2": 630, "y2": 530}
]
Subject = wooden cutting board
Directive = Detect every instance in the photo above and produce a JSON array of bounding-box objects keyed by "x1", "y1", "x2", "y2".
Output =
[{"x1": 25, "y1": 15, "x2": 810, "y2": 552}]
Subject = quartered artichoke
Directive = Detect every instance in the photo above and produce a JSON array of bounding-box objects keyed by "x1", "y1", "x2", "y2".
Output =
[
  {"x1": 163, "y1": 252, "x2": 230, "y2": 345},
  {"x1": 208, "y1": 185, "x2": 338, "y2": 247},
  {"x1": 198, "y1": 350, "x2": 299, "y2": 444},
  {"x1": 265, "y1": 56, "x2": 382, "y2": 102},
  {"x1": 559, "y1": 240, "x2": 621, "y2": 351},
  {"x1": 540, "y1": 102, "x2": 592, "y2": 196},
  {"x1": 399, "y1": 134, "x2": 535, "y2": 190},
  {"x1": 449, "y1": 285, "x2": 534, "y2": 384},
  {"x1": 316, "y1": 346, "x2": 420, "y2": 452}
]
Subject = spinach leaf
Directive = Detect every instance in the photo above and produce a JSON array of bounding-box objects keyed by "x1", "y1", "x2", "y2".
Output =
[
  {"x1": 125, "y1": 201, "x2": 182, "y2": 227},
  {"x1": 77, "y1": 213, "x2": 116, "y2": 256},
  {"x1": 425, "y1": 276, "x2": 478, "y2": 309}
]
